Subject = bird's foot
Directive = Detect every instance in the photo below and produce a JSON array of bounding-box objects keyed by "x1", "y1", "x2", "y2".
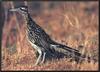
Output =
[{"x1": 41, "y1": 52, "x2": 46, "y2": 64}]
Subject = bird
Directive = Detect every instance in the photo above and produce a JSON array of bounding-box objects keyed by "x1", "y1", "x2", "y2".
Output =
[{"x1": 9, "y1": 6, "x2": 86, "y2": 65}]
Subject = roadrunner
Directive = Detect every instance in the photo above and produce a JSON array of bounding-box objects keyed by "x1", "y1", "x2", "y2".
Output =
[{"x1": 9, "y1": 6, "x2": 85, "y2": 65}]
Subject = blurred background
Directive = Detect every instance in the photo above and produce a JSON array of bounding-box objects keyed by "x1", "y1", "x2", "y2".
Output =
[{"x1": 1, "y1": 1, "x2": 99, "y2": 70}]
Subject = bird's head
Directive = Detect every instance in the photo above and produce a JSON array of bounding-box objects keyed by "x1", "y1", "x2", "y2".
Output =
[{"x1": 9, "y1": 6, "x2": 29, "y2": 15}]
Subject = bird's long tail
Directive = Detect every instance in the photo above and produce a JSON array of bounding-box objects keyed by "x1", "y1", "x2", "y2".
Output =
[{"x1": 51, "y1": 43, "x2": 87, "y2": 62}]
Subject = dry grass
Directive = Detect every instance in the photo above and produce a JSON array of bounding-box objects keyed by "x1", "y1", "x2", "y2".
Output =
[{"x1": 2, "y1": 2, "x2": 98, "y2": 71}]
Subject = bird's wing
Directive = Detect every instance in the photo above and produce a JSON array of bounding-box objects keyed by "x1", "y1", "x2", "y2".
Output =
[{"x1": 30, "y1": 26, "x2": 53, "y2": 51}]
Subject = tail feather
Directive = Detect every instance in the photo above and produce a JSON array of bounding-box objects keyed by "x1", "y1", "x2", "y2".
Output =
[
  {"x1": 57, "y1": 44, "x2": 79, "y2": 52},
  {"x1": 58, "y1": 44, "x2": 82, "y2": 57},
  {"x1": 51, "y1": 43, "x2": 79, "y2": 53},
  {"x1": 50, "y1": 43, "x2": 86, "y2": 62},
  {"x1": 50, "y1": 41, "x2": 79, "y2": 52}
]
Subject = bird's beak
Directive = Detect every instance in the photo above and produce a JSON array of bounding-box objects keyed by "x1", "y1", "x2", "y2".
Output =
[{"x1": 9, "y1": 8, "x2": 18, "y2": 12}]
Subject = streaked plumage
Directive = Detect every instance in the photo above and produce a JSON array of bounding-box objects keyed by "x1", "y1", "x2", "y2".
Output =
[{"x1": 9, "y1": 6, "x2": 85, "y2": 65}]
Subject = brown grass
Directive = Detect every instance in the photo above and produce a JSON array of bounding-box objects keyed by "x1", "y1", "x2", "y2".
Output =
[{"x1": 2, "y1": 1, "x2": 98, "y2": 71}]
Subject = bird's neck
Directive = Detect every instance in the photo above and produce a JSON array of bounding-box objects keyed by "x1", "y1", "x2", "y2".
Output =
[{"x1": 24, "y1": 13, "x2": 37, "y2": 26}]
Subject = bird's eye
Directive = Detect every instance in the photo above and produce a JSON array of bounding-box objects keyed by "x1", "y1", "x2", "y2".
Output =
[{"x1": 20, "y1": 7, "x2": 26, "y2": 10}]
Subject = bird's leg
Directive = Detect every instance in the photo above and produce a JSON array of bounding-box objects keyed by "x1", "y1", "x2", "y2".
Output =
[
  {"x1": 34, "y1": 49, "x2": 42, "y2": 66},
  {"x1": 41, "y1": 52, "x2": 46, "y2": 64}
]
